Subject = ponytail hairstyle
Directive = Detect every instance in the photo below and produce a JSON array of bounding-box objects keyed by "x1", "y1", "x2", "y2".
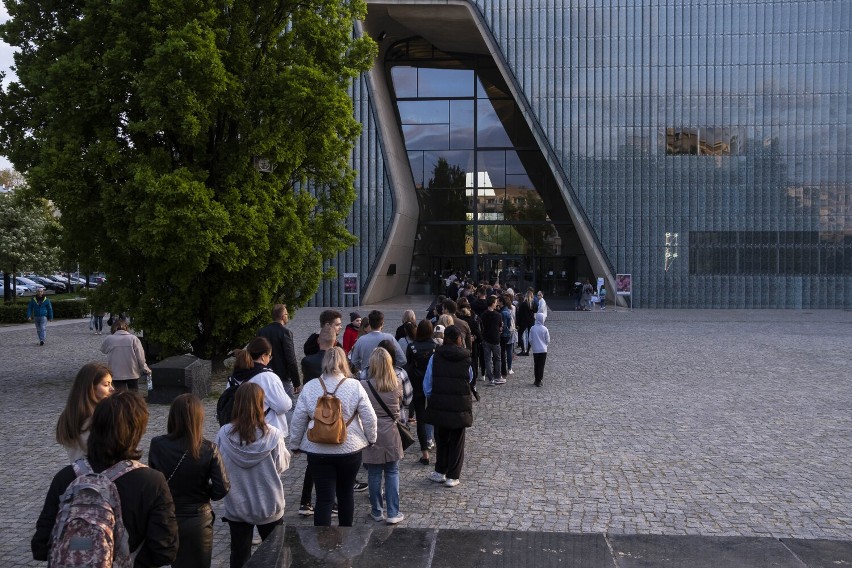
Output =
[{"x1": 234, "y1": 336, "x2": 273, "y2": 370}]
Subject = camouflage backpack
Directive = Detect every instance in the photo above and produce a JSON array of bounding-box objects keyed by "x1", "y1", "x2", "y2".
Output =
[{"x1": 48, "y1": 458, "x2": 145, "y2": 568}]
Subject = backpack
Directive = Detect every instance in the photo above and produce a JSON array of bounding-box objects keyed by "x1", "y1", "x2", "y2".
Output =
[
  {"x1": 216, "y1": 376, "x2": 243, "y2": 427},
  {"x1": 306, "y1": 377, "x2": 357, "y2": 444},
  {"x1": 48, "y1": 458, "x2": 145, "y2": 568},
  {"x1": 405, "y1": 343, "x2": 435, "y2": 385}
]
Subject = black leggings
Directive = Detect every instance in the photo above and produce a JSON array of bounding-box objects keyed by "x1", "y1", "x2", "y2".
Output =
[
  {"x1": 411, "y1": 394, "x2": 430, "y2": 451},
  {"x1": 226, "y1": 517, "x2": 281, "y2": 568}
]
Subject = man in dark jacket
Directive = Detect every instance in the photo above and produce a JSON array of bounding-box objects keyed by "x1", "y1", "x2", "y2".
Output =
[
  {"x1": 423, "y1": 326, "x2": 474, "y2": 488},
  {"x1": 479, "y1": 295, "x2": 505, "y2": 386},
  {"x1": 257, "y1": 304, "x2": 301, "y2": 396}
]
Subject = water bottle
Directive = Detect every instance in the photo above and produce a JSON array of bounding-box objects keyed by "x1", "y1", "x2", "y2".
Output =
[{"x1": 145, "y1": 373, "x2": 153, "y2": 391}]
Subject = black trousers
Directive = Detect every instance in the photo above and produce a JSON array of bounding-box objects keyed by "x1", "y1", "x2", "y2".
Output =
[
  {"x1": 300, "y1": 463, "x2": 314, "y2": 507},
  {"x1": 517, "y1": 324, "x2": 532, "y2": 353},
  {"x1": 226, "y1": 517, "x2": 282, "y2": 568},
  {"x1": 500, "y1": 336, "x2": 510, "y2": 376},
  {"x1": 173, "y1": 505, "x2": 214, "y2": 568},
  {"x1": 533, "y1": 352, "x2": 547, "y2": 385},
  {"x1": 434, "y1": 427, "x2": 466, "y2": 480},
  {"x1": 308, "y1": 451, "x2": 362, "y2": 527},
  {"x1": 411, "y1": 394, "x2": 431, "y2": 451},
  {"x1": 112, "y1": 378, "x2": 139, "y2": 392}
]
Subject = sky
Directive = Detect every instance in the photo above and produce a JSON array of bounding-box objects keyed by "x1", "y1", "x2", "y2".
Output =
[{"x1": 0, "y1": 2, "x2": 13, "y2": 170}]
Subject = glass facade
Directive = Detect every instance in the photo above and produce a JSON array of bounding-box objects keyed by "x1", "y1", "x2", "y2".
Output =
[{"x1": 326, "y1": 1, "x2": 851, "y2": 307}]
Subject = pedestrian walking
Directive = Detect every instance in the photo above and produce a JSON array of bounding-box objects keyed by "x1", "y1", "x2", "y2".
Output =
[
  {"x1": 529, "y1": 313, "x2": 551, "y2": 387},
  {"x1": 149, "y1": 394, "x2": 230, "y2": 568},
  {"x1": 26, "y1": 287, "x2": 53, "y2": 345}
]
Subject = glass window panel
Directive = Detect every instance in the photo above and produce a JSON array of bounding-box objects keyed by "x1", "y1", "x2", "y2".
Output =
[
  {"x1": 391, "y1": 67, "x2": 417, "y2": 98},
  {"x1": 423, "y1": 151, "x2": 475, "y2": 187},
  {"x1": 408, "y1": 151, "x2": 425, "y2": 188},
  {"x1": 477, "y1": 151, "x2": 506, "y2": 188},
  {"x1": 450, "y1": 100, "x2": 475, "y2": 149},
  {"x1": 402, "y1": 124, "x2": 449, "y2": 151},
  {"x1": 417, "y1": 68, "x2": 475, "y2": 98},
  {"x1": 397, "y1": 100, "x2": 449, "y2": 124},
  {"x1": 477, "y1": 99, "x2": 514, "y2": 147}
]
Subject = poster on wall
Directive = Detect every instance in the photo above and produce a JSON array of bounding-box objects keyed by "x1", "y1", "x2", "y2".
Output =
[
  {"x1": 616, "y1": 274, "x2": 632, "y2": 296},
  {"x1": 343, "y1": 273, "x2": 359, "y2": 295}
]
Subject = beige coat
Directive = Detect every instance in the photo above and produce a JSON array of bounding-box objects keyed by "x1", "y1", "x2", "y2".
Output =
[{"x1": 361, "y1": 378, "x2": 403, "y2": 464}]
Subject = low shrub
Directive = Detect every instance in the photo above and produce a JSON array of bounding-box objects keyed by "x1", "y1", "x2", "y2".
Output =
[{"x1": 0, "y1": 296, "x2": 91, "y2": 323}]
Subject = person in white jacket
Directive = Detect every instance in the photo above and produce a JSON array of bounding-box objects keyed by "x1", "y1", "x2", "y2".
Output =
[
  {"x1": 290, "y1": 346, "x2": 377, "y2": 527},
  {"x1": 216, "y1": 382, "x2": 289, "y2": 568},
  {"x1": 230, "y1": 337, "x2": 293, "y2": 439},
  {"x1": 529, "y1": 312, "x2": 550, "y2": 387},
  {"x1": 100, "y1": 320, "x2": 150, "y2": 391}
]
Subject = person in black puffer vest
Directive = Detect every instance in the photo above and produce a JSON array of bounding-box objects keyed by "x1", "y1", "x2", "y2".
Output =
[{"x1": 423, "y1": 325, "x2": 476, "y2": 488}]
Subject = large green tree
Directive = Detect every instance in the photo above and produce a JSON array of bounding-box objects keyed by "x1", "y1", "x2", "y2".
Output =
[{"x1": 0, "y1": 0, "x2": 375, "y2": 357}]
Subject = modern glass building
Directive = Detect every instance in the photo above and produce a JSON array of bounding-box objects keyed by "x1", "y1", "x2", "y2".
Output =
[{"x1": 310, "y1": 1, "x2": 852, "y2": 308}]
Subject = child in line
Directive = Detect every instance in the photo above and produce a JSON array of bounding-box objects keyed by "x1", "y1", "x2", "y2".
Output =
[{"x1": 529, "y1": 313, "x2": 550, "y2": 387}]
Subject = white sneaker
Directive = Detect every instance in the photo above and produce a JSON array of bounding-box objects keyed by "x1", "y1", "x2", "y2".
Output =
[
  {"x1": 444, "y1": 478, "x2": 460, "y2": 487},
  {"x1": 370, "y1": 511, "x2": 385, "y2": 522},
  {"x1": 386, "y1": 513, "x2": 405, "y2": 525},
  {"x1": 493, "y1": 377, "x2": 507, "y2": 385},
  {"x1": 428, "y1": 471, "x2": 447, "y2": 483},
  {"x1": 508, "y1": 369, "x2": 514, "y2": 375}
]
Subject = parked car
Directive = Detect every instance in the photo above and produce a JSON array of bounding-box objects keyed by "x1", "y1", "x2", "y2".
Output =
[{"x1": 30, "y1": 275, "x2": 66, "y2": 293}]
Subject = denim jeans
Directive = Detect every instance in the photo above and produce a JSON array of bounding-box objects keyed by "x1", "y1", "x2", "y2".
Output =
[
  {"x1": 482, "y1": 341, "x2": 501, "y2": 382},
  {"x1": 366, "y1": 461, "x2": 400, "y2": 519},
  {"x1": 34, "y1": 316, "x2": 47, "y2": 342}
]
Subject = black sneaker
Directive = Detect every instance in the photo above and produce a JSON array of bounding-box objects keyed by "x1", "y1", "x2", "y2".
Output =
[
  {"x1": 353, "y1": 482, "x2": 368, "y2": 492},
  {"x1": 298, "y1": 503, "x2": 314, "y2": 516}
]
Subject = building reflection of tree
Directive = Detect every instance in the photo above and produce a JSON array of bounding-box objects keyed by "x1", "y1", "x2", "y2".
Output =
[{"x1": 417, "y1": 156, "x2": 469, "y2": 260}]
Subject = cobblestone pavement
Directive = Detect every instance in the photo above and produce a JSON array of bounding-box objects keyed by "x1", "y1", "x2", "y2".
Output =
[{"x1": 1, "y1": 304, "x2": 851, "y2": 566}]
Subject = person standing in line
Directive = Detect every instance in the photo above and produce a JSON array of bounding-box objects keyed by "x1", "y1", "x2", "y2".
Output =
[
  {"x1": 26, "y1": 287, "x2": 53, "y2": 346},
  {"x1": 424, "y1": 326, "x2": 475, "y2": 488},
  {"x1": 499, "y1": 293, "x2": 516, "y2": 378},
  {"x1": 582, "y1": 279, "x2": 594, "y2": 311},
  {"x1": 216, "y1": 383, "x2": 288, "y2": 568},
  {"x1": 289, "y1": 347, "x2": 378, "y2": 527},
  {"x1": 257, "y1": 304, "x2": 301, "y2": 398},
  {"x1": 342, "y1": 312, "x2": 361, "y2": 354},
  {"x1": 296, "y1": 326, "x2": 336, "y2": 517},
  {"x1": 529, "y1": 313, "x2": 551, "y2": 387},
  {"x1": 405, "y1": 320, "x2": 437, "y2": 465},
  {"x1": 599, "y1": 284, "x2": 607, "y2": 310},
  {"x1": 361, "y1": 347, "x2": 406, "y2": 524},
  {"x1": 149, "y1": 394, "x2": 230, "y2": 568},
  {"x1": 55, "y1": 362, "x2": 114, "y2": 462},
  {"x1": 100, "y1": 319, "x2": 151, "y2": 392},
  {"x1": 515, "y1": 289, "x2": 536, "y2": 356},
  {"x1": 235, "y1": 337, "x2": 293, "y2": 440},
  {"x1": 536, "y1": 290, "x2": 549, "y2": 321},
  {"x1": 480, "y1": 295, "x2": 505, "y2": 386},
  {"x1": 304, "y1": 310, "x2": 343, "y2": 356},
  {"x1": 395, "y1": 310, "x2": 416, "y2": 340},
  {"x1": 32, "y1": 391, "x2": 179, "y2": 566},
  {"x1": 348, "y1": 310, "x2": 407, "y2": 372},
  {"x1": 455, "y1": 298, "x2": 482, "y2": 383}
]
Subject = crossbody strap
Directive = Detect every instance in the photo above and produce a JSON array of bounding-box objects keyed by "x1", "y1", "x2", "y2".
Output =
[{"x1": 364, "y1": 380, "x2": 399, "y2": 423}]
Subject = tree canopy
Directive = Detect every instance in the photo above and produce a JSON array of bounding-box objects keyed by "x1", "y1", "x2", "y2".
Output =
[{"x1": 0, "y1": 0, "x2": 375, "y2": 356}]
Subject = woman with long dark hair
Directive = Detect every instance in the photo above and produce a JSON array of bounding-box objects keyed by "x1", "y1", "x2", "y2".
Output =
[
  {"x1": 405, "y1": 320, "x2": 437, "y2": 465},
  {"x1": 56, "y1": 362, "x2": 114, "y2": 462},
  {"x1": 216, "y1": 383, "x2": 289, "y2": 568},
  {"x1": 227, "y1": 336, "x2": 292, "y2": 438},
  {"x1": 149, "y1": 394, "x2": 230, "y2": 568}
]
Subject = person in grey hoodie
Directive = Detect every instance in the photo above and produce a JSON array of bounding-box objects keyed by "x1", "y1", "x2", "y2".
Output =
[
  {"x1": 529, "y1": 312, "x2": 551, "y2": 387},
  {"x1": 216, "y1": 383, "x2": 290, "y2": 568}
]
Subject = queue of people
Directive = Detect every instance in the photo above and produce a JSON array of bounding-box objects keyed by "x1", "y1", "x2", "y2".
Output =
[{"x1": 33, "y1": 298, "x2": 551, "y2": 568}]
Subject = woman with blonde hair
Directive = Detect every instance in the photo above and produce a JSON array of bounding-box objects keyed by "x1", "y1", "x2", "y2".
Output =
[
  {"x1": 361, "y1": 347, "x2": 406, "y2": 524},
  {"x1": 216, "y1": 383, "x2": 288, "y2": 568},
  {"x1": 150, "y1": 394, "x2": 230, "y2": 568},
  {"x1": 395, "y1": 309, "x2": 417, "y2": 340},
  {"x1": 56, "y1": 362, "x2": 114, "y2": 462},
  {"x1": 290, "y1": 347, "x2": 377, "y2": 527}
]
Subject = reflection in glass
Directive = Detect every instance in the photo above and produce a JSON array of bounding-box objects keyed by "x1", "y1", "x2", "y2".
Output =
[
  {"x1": 417, "y1": 68, "x2": 475, "y2": 98},
  {"x1": 398, "y1": 100, "x2": 449, "y2": 124}
]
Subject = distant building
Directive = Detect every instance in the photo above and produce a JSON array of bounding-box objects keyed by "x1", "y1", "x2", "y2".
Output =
[{"x1": 309, "y1": 1, "x2": 851, "y2": 308}]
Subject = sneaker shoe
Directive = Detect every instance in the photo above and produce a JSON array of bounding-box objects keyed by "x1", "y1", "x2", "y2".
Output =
[
  {"x1": 39, "y1": 341, "x2": 44, "y2": 346},
  {"x1": 252, "y1": 531, "x2": 262, "y2": 545},
  {"x1": 428, "y1": 471, "x2": 447, "y2": 483},
  {"x1": 419, "y1": 457, "x2": 430, "y2": 465},
  {"x1": 370, "y1": 511, "x2": 385, "y2": 522},
  {"x1": 493, "y1": 377, "x2": 507, "y2": 385},
  {"x1": 427, "y1": 439, "x2": 435, "y2": 451},
  {"x1": 486, "y1": 380, "x2": 496, "y2": 386},
  {"x1": 353, "y1": 482, "x2": 368, "y2": 492},
  {"x1": 298, "y1": 503, "x2": 314, "y2": 516},
  {"x1": 386, "y1": 513, "x2": 405, "y2": 525},
  {"x1": 332, "y1": 504, "x2": 338, "y2": 516},
  {"x1": 444, "y1": 478, "x2": 460, "y2": 487},
  {"x1": 508, "y1": 369, "x2": 514, "y2": 375}
]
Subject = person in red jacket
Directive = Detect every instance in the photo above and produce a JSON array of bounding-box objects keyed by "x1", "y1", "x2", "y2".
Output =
[{"x1": 342, "y1": 312, "x2": 361, "y2": 354}]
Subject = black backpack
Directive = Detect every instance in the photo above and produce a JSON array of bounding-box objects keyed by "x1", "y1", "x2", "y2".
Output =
[
  {"x1": 216, "y1": 376, "x2": 244, "y2": 427},
  {"x1": 405, "y1": 342, "x2": 436, "y2": 392}
]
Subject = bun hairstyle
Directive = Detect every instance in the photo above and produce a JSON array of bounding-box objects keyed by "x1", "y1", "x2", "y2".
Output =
[{"x1": 234, "y1": 337, "x2": 272, "y2": 370}]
